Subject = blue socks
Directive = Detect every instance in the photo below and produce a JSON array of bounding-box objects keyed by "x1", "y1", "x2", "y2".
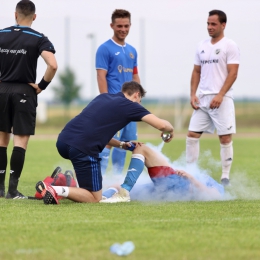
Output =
[
  {"x1": 102, "y1": 187, "x2": 118, "y2": 198},
  {"x1": 112, "y1": 148, "x2": 127, "y2": 175},
  {"x1": 99, "y1": 147, "x2": 111, "y2": 175},
  {"x1": 121, "y1": 154, "x2": 145, "y2": 192}
]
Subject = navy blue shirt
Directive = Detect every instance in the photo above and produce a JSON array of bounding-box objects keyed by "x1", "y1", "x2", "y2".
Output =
[{"x1": 58, "y1": 92, "x2": 150, "y2": 157}]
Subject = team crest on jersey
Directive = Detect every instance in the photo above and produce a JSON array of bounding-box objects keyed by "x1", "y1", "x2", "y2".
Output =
[
  {"x1": 129, "y1": 52, "x2": 134, "y2": 59},
  {"x1": 215, "y1": 49, "x2": 221, "y2": 55},
  {"x1": 118, "y1": 65, "x2": 123, "y2": 73}
]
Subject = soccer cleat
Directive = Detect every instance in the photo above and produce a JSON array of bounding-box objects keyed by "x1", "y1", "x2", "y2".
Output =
[
  {"x1": 5, "y1": 190, "x2": 27, "y2": 199},
  {"x1": 51, "y1": 166, "x2": 62, "y2": 178},
  {"x1": 51, "y1": 173, "x2": 67, "y2": 186},
  {"x1": 100, "y1": 187, "x2": 130, "y2": 203},
  {"x1": 221, "y1": 178, "x2": 230, "y2": 186},
  {"x1": 35, "y1": 181, "x2": 59, "y2": 205}
]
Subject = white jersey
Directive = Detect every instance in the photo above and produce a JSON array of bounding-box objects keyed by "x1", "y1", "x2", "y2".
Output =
[{"x1": 194, "y1": 37, "x2": 240, "y2": 99}]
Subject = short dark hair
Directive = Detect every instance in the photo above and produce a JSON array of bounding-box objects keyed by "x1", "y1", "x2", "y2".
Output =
[
  {"x1": 121, "y1": 81, "x2": 146, "y2": 98},
  {"x1": 209, "y1": 10, "x2": 227, "y2": 24},
  {"x1": 111, "y1": 9, "x2": 131, "y2": 23},
  {"x1": 16, "y1": 0, "x2": 35, "y2": 17}
]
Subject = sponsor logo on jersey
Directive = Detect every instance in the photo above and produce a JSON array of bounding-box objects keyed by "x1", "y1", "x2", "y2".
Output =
[
  {"x1": 215, "y1": 49, "x2": 221, "y2": 54},
  {"x1": 115, "y1": 52, "x2": 120, "y2": 55},
  {"x1": 20, "y1": 99, "x2": 27, "y2": 103},
  {"x1": 117, "y1": 65, "x2": 133, "y2": 73},
  {"x1": 201, "y1": 59, "x2": 219, "y2": 64},
  {"x1": 129, "y1": 52, "x2": 134, "y2": 59},
  {"x1": 201, "y1": 50, "x2": 205, "y2": 54}
]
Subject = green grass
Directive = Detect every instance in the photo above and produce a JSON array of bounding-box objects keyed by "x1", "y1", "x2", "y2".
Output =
[{"x1": 1, "y1": 137, "x2": 260, "y2": 260}]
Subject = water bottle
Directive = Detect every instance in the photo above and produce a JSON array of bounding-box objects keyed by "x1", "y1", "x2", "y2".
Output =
[{"x1": 110, "y1": 241, "x2": 135, "y2": 256}]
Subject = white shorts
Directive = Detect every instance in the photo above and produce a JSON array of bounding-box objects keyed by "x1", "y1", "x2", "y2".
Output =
[{"x1": 188, "y1": 95, "x2": 236, "y2": 135}]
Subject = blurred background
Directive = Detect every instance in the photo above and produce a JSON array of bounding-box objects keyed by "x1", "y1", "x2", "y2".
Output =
[{"x1": 1, "y1": 0, "x2": 259, "y2": 135}]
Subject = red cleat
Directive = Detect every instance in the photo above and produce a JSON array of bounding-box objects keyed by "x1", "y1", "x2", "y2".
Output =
[{"x1": 35, "y1": 181, "x2": 59, "y2": 205}]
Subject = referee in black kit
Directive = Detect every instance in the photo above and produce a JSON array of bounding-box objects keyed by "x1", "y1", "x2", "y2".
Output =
[{"x1": 0, "y1": 0, "x2": 57, "y2": 199}]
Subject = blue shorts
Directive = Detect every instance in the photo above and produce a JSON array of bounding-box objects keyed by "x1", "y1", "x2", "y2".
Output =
[
  {"x1": 56, "y1": 140, "x2": 102, "y2": 191},
  {"x1": 113, "y1": 122, "x2": 137, "y2": 141}
]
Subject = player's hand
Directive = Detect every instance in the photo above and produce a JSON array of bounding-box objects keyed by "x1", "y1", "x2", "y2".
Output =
[
  {"x1": 28, "y1": 83, "x2": 42, "y2": 94},
  {"x1": 210, "y1": 94, "x2": 223, "y2": 109},
  {"x1": 190, "y1": 95, "x2": 200, "y2": 110},
  {"x1": 161, "y1": 131, "x2": 174, "y2": 143},
  {"x1": 175, "y1": 170, "x2": 194, "y2": 180}
]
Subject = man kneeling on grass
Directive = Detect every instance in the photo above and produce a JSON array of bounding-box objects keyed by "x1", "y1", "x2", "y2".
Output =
[
  {"x1": 36, "y1": 81, "x2": 174, "y2": 204},
  {"x1": 37, "y1": 142, "x2": 224, "y2": 204}
]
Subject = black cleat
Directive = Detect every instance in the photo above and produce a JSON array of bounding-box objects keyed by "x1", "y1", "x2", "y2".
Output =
[
  {"x1": 221, "y1": 178, "x2": 230, "y2": 186},
  {"x1": 6, "y1": 190, "x2": 27, "y2": 199}
]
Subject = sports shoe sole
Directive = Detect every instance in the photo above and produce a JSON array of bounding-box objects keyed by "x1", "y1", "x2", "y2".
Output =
[
  {"x1": 35, "y1": 181, "x2": 59, "y2": 205},
  {"x1": 51, "y1": 166, "x2": 62, "y2": 178}
]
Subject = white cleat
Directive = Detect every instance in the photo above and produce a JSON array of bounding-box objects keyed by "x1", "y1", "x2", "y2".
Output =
[{"x1": 100, "y1": 188, "x2": 130, "y2": 203}]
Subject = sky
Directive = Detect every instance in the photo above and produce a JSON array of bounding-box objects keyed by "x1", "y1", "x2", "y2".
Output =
[{"x1": 1, "y1": 0, "x2": 260, "y2": 101}]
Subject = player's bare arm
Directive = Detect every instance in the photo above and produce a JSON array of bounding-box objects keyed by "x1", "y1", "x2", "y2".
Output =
[
  {"x1": 190, "y1": 65, "x2": 201, "y2": 110},
  {"x1": 141, "y1": 114, "x2": 174, "y2": 142},
  {"x1": 210, "y1": 63, "x2": 239, "y2": 109},
  {"x1": 97, "y1": 69, "x2": 108, "y2": 93},
  {"x1": 29, "y1": 51, "x2": 57, "y2": 94},
  {"x1": 175, "y1": 170, "x2": 221, "y2": 199},
  {"x1": 132, "y1": 73, "x2": 140, "y2": 84}
]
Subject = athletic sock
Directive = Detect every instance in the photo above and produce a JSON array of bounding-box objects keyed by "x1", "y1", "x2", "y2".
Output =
[
  {"x1": 52, "y1": 186, "x2": 69, "y2": 197},
  {"x1": 8, "y1": 146, "x2": 26, "y2": 194},
  {"x1": 220, "y1": 142, "x2": 233, "y2": 180},
  {"x1": 112, "y1": 147, "x2": 127, "y2": 175},
  {"x1": 121, "y1": 154, "x2": 145, "y2": 192},
  {"x1": 186, "y1": 136, "x2": 200, "y2": 163},
  {"x1": 99, "y1": 147, "x2": 111, "y2": 175},
  {"x1": 102, "y1": 187, "x2": 118, "y2": 199},
  {"x1": 0, "y1": 147, "x2": 7, "y2": 190}
]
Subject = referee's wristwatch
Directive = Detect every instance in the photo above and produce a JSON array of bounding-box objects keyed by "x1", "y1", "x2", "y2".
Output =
[{"x1": 119, "y1": 141, "x2": 125, "y2": 149}]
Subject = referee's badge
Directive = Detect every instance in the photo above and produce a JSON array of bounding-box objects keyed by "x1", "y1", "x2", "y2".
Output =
[
  {"x1": 129, "y1": 52, "x2": 134, "y2": 59},
  {"x1": 215, "y1": 49, "x2": 221, "y2": 55}
]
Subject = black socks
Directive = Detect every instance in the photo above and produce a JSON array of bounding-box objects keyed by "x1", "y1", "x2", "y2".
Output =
[
  {"x1": 8, "y1": 146, "x2": 26, "y2": 194},
  {"x1": 0, "y1": 147, "x2": 7, "y2": 191}
]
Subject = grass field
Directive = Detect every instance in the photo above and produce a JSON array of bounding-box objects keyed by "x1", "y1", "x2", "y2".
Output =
[{"x1": 1, "y1": 136, "x2": 260, "y2": 260}]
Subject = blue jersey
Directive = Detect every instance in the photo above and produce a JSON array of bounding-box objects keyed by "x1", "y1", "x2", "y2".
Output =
[
  {"x1": 96, "y1": 39, "x2": 138, "y2": 94},
  {"x1": 58, "y1": 92, "x2": 150, "y2": 158}
]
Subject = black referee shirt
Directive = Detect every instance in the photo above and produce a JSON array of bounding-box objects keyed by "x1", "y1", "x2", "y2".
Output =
[{"x1": 0, "y1": 25, "x2": 56, "y2": 83}]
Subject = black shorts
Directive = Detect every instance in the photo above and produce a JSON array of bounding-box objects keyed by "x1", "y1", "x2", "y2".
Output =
[{"x1": 0, "y1": 82, "x2": 37, "y2": 135}]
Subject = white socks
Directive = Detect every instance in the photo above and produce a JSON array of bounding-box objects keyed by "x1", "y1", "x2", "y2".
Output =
[
  {"x1": 52, "y1": 186, "x2": 69, "y2": 197},
  {"x1": 186, "y1": 136, "x2": 200, "y2": 163},
  {"x1": 220, "y1": 142, "x2": 233, "y2": 180}
]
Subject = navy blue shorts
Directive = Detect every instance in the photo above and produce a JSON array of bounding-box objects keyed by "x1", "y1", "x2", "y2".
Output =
[{"x1": 56, "y1": 140, "x2": 102, "y2": 191}]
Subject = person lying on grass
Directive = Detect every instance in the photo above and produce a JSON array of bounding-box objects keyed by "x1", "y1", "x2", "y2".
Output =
[{"x1": 100, "y1": 143, "x2": 224, "y2": 202}]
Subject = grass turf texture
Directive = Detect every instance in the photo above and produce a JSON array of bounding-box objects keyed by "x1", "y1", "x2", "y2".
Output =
[{"x1": 1, "y1": 137, "x2": 260, "y2": 260}]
